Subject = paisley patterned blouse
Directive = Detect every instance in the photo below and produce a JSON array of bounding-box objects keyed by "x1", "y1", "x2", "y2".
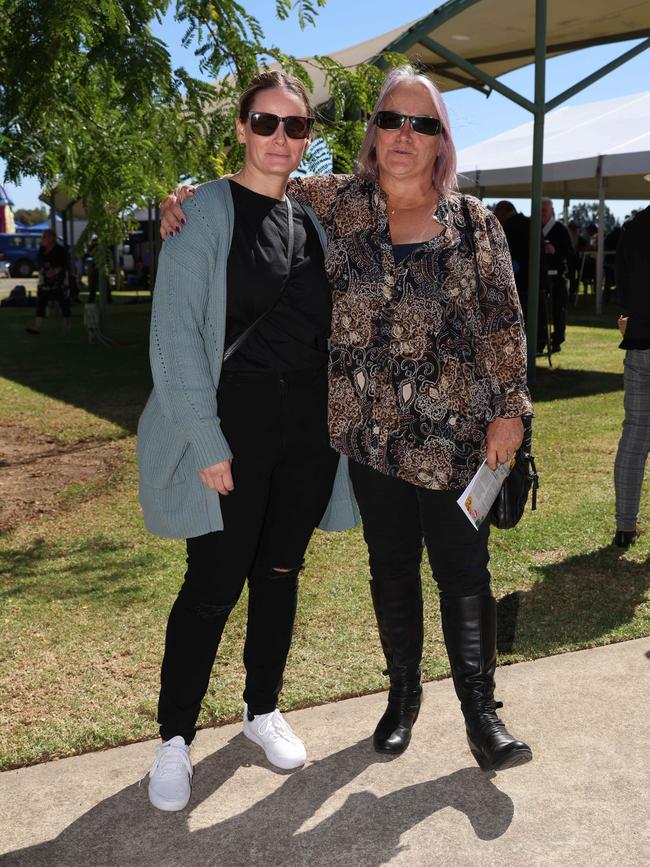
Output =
[{"x1": 287, "y1": 174, "x2": 533, "y2": 492}]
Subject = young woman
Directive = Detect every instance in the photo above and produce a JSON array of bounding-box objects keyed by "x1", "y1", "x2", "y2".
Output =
[{"x1": 138, "y1": 71, "x2": 358, "y2": 812}]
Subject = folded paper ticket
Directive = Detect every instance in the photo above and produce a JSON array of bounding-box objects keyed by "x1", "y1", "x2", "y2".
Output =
[{"x1": 457, "y1": 458, "x2": 514, "y2": 530}]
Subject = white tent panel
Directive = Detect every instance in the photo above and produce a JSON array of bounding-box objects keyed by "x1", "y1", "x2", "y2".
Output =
[{"x1": 456, "y1": 90, "x2": 650, "y2": 198}]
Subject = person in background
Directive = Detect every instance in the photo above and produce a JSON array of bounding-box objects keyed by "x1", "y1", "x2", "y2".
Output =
[
  {"x1": 541, "y1": 198, "x2": 572, "y2": 353},
  {"x1": 494, "y1": 200, "x2": 548, "y2": 354},
  {"x1": 25, "y1": 229, "x2": 71, "y2": 335},
  {"x1": 566, "y1": 221, "x2": 582, "y2": 303},
  {"x1": 604, "y1": 223, "x2": 622, "y2": 304},
  {"x1": 613, "y1": 205, "x2": 650, "y2": 548}
]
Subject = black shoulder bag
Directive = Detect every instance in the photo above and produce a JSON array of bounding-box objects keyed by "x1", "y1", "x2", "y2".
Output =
[
  {"x1": 222, "y1": 196, "x2": 294, "y2": 364},
  {"x1": 460, "y1": 195, "x2": 539, "y2": 529}
]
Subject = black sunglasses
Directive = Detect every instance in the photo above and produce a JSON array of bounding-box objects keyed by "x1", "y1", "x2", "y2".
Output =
[
  {"x1": 247, "y1": 112, "x2": 314, "y2": 139},
  {"x1": 374, "y1": 111, "x2": 443, "y2": 137}
]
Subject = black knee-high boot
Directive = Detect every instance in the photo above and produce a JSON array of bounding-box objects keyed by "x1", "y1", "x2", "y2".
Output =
[
  {"x1": 370, "y1": 577, "x2": 424, "y2": 754},
  {"x1": 441, "y1": 593, "x2": 532, "y2": 771}
]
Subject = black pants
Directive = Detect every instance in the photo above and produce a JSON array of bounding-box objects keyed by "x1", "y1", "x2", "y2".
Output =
[
  {"x1": 158, "y1": 368, "x2": 339, "y2": 744},
  {"x1": 36, "y1": 285, "x2": 71, "y2": 318},
  {"x1": 550, "y1": 277, "x2": 568, "y2": 348},
  {"x1": 349, "y1": 460, "x2": 491, "y2": 598}
]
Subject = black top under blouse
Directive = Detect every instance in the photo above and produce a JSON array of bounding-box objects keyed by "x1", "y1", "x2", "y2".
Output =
[
  {"x1": 223, "y1": 180, "x2": 331, "y2": 372},
  {"x1": 392, "y1": 242, "x2": 425, "y2": 265}
]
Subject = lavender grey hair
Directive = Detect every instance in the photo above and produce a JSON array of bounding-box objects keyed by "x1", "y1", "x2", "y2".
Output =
[{"x1": 356, "y1": 65, "x2": 458, "y2": 194}]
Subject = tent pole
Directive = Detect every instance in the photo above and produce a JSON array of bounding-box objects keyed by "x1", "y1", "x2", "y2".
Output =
[
  {"x1": 526, "y1": 0, "x2": 547, "y2": 386},
  {"x1": 545, "y1": 37, "x2": 650, "y2": 112},
  {"x1": 596, "y1": 162, "x2": 606, "y2": 314}
]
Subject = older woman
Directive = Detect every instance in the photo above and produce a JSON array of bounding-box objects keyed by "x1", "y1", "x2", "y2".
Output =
[{"x1": 162, "y1": 66, "x2": 533, "y2": 772}]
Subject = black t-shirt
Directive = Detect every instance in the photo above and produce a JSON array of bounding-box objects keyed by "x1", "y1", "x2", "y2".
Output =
[
  {"x1": 37, "y1": 243, "x2": 68, "y2": 290},
  {"x1": 223, "y1": 180, "x2": 331, "y2": 373}
]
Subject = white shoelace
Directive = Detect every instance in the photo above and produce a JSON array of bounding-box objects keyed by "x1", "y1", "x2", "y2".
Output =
[
  {"x1": 255, "y1": 710, "x2": 302, "y2": 744},
  {"x1": 142, "y1": 741, "x2": 192, "y2": 784}
]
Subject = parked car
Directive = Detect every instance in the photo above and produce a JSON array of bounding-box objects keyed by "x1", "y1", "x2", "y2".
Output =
[{"x1": 0, "y1": 232, "x2": 44, "y2": 277}]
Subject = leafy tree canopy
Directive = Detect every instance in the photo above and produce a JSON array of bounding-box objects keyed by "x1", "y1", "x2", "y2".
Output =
[
  {"x1": 0, "y1": 1, "x2": 400, "y2": 257},
  {"x1": 14, "y1": 207, "x2": 48, "y2": 226},
  {"x1": 568, "y1": 202, "x2": 618, "y2": 235}
]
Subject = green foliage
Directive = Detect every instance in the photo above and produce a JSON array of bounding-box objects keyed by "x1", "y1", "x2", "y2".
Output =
[
  {"x1": 0, "y1": 0, "x2": 198, "y2": 255},
  {"x1": 568, "y1": 201, "x2": 618, "y2": 234},
  {"x1": 13, "y1": 207, "x2": 48, "y2": 226},
  {"x1": 0, "y1": 0, "x2": 406, "y2": 255}
]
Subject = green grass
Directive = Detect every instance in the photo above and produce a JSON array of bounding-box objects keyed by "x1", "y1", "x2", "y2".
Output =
[{"x1": 0, "y1": 299, "x2": 648, "y2": 770}]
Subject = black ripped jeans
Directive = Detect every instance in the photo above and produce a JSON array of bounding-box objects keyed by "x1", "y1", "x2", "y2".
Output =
[{"x1": 158, "y1": 368, "x2": 339, "y2": 744}]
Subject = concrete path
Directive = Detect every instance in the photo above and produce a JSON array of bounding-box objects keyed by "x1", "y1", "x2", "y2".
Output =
[{"x1": 1, "y1": 638, "x2": 649, "y2": 867}]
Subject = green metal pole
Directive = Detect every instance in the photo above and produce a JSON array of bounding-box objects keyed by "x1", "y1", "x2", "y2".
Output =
[
  {"x1": 419, "y1": 35, "x2": 536, "y2": 112},
  {"x1": 545, "y1": 37, "x2": 650, "y2": 111},
  {"x1": 526, "y1": 0, "x2": 547, "y2": 387}
]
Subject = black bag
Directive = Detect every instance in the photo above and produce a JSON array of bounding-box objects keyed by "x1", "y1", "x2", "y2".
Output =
[{"x1": 489, "y1": 415, "x2": 539, "y2": 530}]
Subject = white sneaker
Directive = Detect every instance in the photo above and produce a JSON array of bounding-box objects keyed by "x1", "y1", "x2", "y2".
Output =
[
  {"x1": 243, "y1": 705, "x2": 307, "y2": 770},
  {"x1": 147, "y1": 736, "x2": 193, "y2": 811}
]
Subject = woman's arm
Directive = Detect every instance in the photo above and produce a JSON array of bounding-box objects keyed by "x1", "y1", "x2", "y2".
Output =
[
  {"x1": 150, "y1": 189, "x2": 234, "y2": 489},
  {"x1": 286, "y1": 174, "x2": 351, "y2": 223}
]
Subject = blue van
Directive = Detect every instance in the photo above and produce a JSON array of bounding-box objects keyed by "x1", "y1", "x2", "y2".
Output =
[{"x1": 0, "y1": 232, "x2": 44, "y2": 277}]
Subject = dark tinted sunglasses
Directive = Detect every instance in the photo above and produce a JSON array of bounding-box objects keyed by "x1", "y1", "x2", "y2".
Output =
[
  {"x1": 247, "y1": 112, "x2": 314, "y2": 139},
  {"x1": 374, "y1": 111, "x2": 443, "y2": 137}
]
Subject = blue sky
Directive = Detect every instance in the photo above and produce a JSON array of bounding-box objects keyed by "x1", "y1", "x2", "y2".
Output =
[{"x1": 4, "y1": 0, "x2": 649, "y2": 219}]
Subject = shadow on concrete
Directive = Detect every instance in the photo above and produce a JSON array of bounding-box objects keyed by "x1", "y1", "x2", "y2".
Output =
[
  {"x1": 0, "y1": 736, "x2": 514, "y2": 867},
  {"x1": 497, "y1": 546, "x2": 649, "y2": 655}
]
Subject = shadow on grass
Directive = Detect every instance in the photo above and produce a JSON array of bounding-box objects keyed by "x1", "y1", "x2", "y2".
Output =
[
  {"x1": 497, "y1": 546, "x2": 649, "y2": 655},
  {"x1": 0, "y1": 302, "x2": 627, "y2": 436},
  {"x1": 1, "y1": 736, "x2": 513, "y2": 867},
  {"x1": 0, "y1": 536, "x2": 158, "y2": 605},
  {"x1": 567, "y1": 299, "x2": 621, "y2": 330},
  {"x1": 0, "y1": 306, "x2": 152, "y2": 435},
  {"x1": 532, "y1": 367, "x2": 623, "y2": 403}
]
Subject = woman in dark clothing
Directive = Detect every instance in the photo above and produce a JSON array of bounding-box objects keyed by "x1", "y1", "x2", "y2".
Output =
[
  {"x1": 613, "y1": 205, "x2": 650, "y2": 547},
  {"x1": 139, "y1": 71, "x2": 357, "y2": 813}
]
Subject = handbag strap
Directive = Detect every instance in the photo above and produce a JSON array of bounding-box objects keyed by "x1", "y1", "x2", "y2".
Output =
[
  {"x1": 460, "y1": 194, "x2": 481, "y2": 291},
  {"x1": 222, "y1": 196, "x2": 295, "y2": 364}
]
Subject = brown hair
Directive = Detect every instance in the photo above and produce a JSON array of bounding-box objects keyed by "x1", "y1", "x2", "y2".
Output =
[{"x1": 238, "y1": 71, "x2": 314, "y2": 121}]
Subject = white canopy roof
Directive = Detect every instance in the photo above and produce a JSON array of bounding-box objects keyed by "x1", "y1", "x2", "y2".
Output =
[{"x1": 456, "y1": 90, "x2": 650, "y2": 199}]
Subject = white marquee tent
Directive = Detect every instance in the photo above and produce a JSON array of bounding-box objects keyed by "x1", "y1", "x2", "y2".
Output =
[
  {"x1": 456, "y1": 89, "x2": 650, "y2": 200},
  {"x1": 456, "y1": 89, "x2": 650, "y2": 309}
]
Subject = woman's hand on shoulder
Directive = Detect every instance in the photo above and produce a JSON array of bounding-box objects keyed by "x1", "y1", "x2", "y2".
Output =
[
  {"x1": 485, "y1": 416, "x2": 524, "y2": 470},
  {"x1": 160, "y1": 184, "x2": 197, "y2": 239},
  {"x1": 199, "y1": 459, "x2": 234, "y2": 496}
]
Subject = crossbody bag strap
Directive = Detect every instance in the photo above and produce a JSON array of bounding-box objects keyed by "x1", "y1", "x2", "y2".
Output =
[
  {"x1": 460, "y1": 194, "x2": 481, "y2": 291},
  {"x1": 222, "y1": 196, "x2": 295, "y2": 364}
]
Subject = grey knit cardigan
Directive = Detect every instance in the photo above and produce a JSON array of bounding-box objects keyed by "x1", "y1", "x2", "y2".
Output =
[{"x1": 137, "y1": 178, "x2": 359, "y2": 539}]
